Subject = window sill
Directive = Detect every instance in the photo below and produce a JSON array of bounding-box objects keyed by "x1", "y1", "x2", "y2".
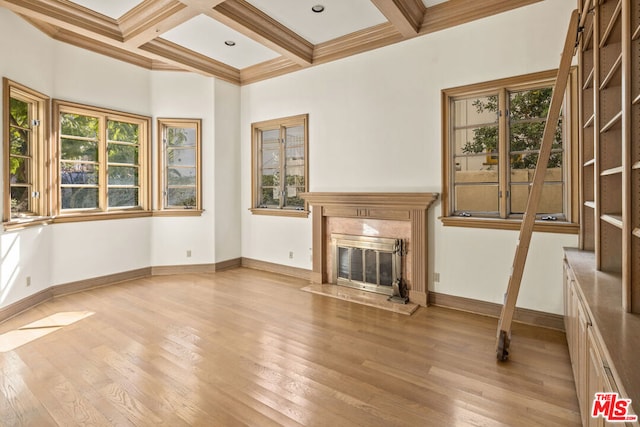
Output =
[
  {"x1": 4, "y1": 216, "x2": 54, "y2": 231},
  {"x1": 4, "y1": 209, "x2": 205, "y2": 227},
  {"x1": 152, "y1": 209, "x2": 204, "y2": 217},
  {"x1": 440, "y1": 216, "x2": 579, "y2": 234},
  {"x1": 53, "y1": 210, "x2": 152, "y2": 223},
  {"x1": 250, "y1": 208, "x2": 309, "y2": 218}
]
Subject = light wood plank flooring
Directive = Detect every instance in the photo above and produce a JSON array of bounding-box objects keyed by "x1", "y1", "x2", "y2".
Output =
[{"x1": 0, "y1": 267, "x2": 580, "y2": 426}]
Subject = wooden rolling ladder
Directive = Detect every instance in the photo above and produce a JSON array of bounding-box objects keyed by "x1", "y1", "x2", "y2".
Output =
[{"x1": 496, "y1": 9, "x2": 581, "y2": 361}]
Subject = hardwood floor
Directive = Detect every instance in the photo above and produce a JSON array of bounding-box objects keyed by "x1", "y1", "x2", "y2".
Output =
[{"x1": 0, "y1": 267, "x2": 580, "y2": 426}]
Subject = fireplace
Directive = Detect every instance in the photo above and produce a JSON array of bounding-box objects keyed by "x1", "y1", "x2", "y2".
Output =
[
  {"x1": 331, "y1": 234, "x2": 405, "y2": 296},
  {"x1": 300, "y1": 192, "x2": 438, "y2": 306}
]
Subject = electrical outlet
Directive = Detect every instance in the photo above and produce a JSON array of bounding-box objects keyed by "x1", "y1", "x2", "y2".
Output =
[
  {"x1": 433, "y1": 272, "x2": 440, "y2": 282},
  {"x1": 289, "y1": 251, "x2": 294, "y2": 259},
  {"x1": 186, "y1": 250, "x2": 192, "y2": 258},
  {"x1": 26, "y1": 276, "x2": 31, "y2": 287}
]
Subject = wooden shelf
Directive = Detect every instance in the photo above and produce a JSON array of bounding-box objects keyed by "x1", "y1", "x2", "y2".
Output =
[
  {"x1": 582, "y1": 68, "x2": 594, "y2": 90},
  {"x1": 601, "y1": 214, "x2": 623, "y2": 229},
  {"x1": 599, "y1": 0, "x2": 622, "y2": 48},
  {"x1": 578, "y1": 0, "x2": 639, "y2": 318},
  {"x1": 583, "y1": 29, "x2": 594, "y2": 52},
  {"x1": 600, "y1": 110, "x2": 622, "y2": 133},
  {"x1": 601, "y1": 166, "x2": 623, "y2": 176},
  {"x1": 583, "y1": 113, "x2": 595, "y2": 128},
  {"x1": 565, "y1": 4, "x2": 640, "y2": 425},
  {"x1": 580, "y1": 0, "x2": 594, "y2": 46},
  {"x1": 580, "y1": 0, "x2": 592, "y2": 26},
  {"x1": 599, "y1": 53, "x2": 622, "y2": 90}
]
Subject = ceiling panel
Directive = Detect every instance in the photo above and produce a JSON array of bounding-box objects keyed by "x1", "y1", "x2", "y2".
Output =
[
  {"x1": 161, "y1": 14, "x2": 280, "y2": 69},
  {"x1": 69, "y1": 0, "x2": 142, "y2": 19},
  {"x1": 422, "y1": 0, "x2": 448, "y2": 6},
  {"x1": 245, "y1": 0, "x2": 388, "y2": 44}
]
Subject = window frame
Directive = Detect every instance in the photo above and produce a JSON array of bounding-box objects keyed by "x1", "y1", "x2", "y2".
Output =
[
  {"x1": 156, "y1": 118, "x2": 202, "y2": 215},
  {"x1": 251, "y1": 113, "x2": 309, "y2": 217},
  {"x1": 441, "y1": 69, "x2": 579, "y2": 234},
  {"x1": 3, "y1": 78, "x2": 51, "y2": 228},
  {"x1": 52, "y1": 99, "x2": 151, "y2": 221}
]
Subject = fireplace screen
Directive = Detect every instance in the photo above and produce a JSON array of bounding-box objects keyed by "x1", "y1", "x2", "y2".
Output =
[{"x1": 332, "y1": 234, "x2": 404, "y2": 296}]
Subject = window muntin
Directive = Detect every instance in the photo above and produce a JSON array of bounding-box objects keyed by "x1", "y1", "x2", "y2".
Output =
[
  {"x1": 283, "y1": 124, "x2": 306, "y2": 208},
  {"x1": 157, "y1": 118, "x2": 201, "y2": 211},
  {"x1": 507, "y1": 88, "x2": 564, "y2": 217},
  {"x1": 60, "y1": 112, "x2": 100, "y2": 210},
  {"x1": 55, "y1": 101, "x2": 150, "y2": 215},
  {"x1": 259, "y1": 128, "x2": 280, "y2": 208},
  {"x1": 107, "y1": 120, "x2": 140, "y2": 208},
  {"x1": 443, "y1": 70, "x2": 578, "y2": 230},
  {"x1": 3, "y1": 78, "x2": 49, "y2": 223},
  {"x1": 9, "y1": 97, "x2": 34, "y2": 214},
  {"x1": 452, "y1": 94, "x2": 500, "y2": 215},
  {"x1": 252, "y1": 114, "x2": 308, "y2": 215}
]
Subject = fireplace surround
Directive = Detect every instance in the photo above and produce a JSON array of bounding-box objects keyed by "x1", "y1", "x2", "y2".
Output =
[{"x1": 300, "y1": 192, "x2": 438, "y2": 306}]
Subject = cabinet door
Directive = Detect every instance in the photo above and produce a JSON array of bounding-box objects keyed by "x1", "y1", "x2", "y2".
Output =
[
  {"x1": 564, "y1": 262, "x2": 575, "y2": 356},
  {"x1": 577, "y1": 299, "x2": 590, "y2": 423},
  {"x1": 587, "y1": 327, "x2": 606, "y2": 427}
]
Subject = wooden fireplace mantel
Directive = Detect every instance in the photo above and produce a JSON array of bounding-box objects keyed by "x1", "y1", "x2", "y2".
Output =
[{"x1": 300, "y1": 192, "x2": 438, "y2": 306}]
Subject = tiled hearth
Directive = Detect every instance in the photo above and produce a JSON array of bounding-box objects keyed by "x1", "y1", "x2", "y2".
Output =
[{"x1": 300, "y1": 192, "x2": 438, "y2": 306}]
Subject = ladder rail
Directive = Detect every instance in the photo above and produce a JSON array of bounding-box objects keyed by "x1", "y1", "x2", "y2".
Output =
[{"x1": 496, "y1": 9, "x2": 580, "y2": 360}]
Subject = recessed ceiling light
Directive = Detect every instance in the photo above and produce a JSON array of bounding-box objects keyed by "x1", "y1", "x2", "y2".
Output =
[
  {"x1": 224, "y1": 40, "x2": 236, "y2": 47},
  {"x1": 311, "y1": 5, "x2": 325, "y2": 13}
]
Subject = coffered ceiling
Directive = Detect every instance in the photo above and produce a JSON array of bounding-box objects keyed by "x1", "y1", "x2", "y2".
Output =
[{"x1": 0, "y1": 0, "x2": 542, "y2": 85}]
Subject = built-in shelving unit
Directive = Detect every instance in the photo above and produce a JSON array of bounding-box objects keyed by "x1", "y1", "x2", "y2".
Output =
[
  {"x1": 570, "y1": 3, "x2": 640, "y2": 420},
  {"x1": 579, "y1": 0, "x2": 639, "y2": 313},
  {"x1": 630, "y1": 0, "x2": 640, "y2": 313}
]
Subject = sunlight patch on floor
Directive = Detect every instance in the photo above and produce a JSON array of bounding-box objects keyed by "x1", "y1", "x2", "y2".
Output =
[{"x1": 0, "y1": 311, "x2": 94, "y2": 352}]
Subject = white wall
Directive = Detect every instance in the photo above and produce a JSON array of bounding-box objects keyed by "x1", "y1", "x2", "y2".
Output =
[
  {"x1": 52, "y1": 43, "x2": 150, "y2": 115},
  {"x1": 149, "y1": 72, "x2": 218, "y2": 267},
  {"x1": 240, "y1": 0, "x2": 578, "y2": 314},
  {"x1": 0, "y1": 8, "x2": 242, "y2": 309},
  {"x1": 0, "y1": 8, "x2": 55, "y2": 306},
  {"x1": 0, "y1": 9, "x2": 54, "y2": 95},
  {"x1": 49, "y1": 39, "x2": 154, "y2": 286},
  {"x1": 213, "y1": 80, "x2": 242, "y2": 262},
  {"x1": 0, "y1": 1, "x2": 580, "y2": 315}
]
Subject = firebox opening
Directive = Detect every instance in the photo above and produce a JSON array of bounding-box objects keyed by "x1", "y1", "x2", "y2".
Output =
[{"x1": 331, "y1": 234, "x2": 404, "y2": 296}]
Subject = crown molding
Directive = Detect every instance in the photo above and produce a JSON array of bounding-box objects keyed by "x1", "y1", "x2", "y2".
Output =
[
  {"x1": 419, "y1": 0, "x2": 542, "y2": 36},
  {"x1": 2, "y1": 0, "x2": 545, "y2": 85}
]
